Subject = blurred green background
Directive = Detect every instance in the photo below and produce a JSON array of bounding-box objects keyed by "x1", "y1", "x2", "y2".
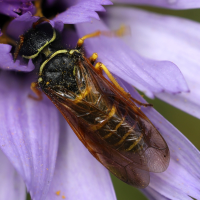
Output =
[{"x1": 110, "y1": 6, "x2": 200, "y2": 200}]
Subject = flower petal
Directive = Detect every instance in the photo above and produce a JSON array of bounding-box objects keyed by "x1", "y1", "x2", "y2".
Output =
[
  {"x1": 0, "y1": 44, "x2": 35, "y2": 72},
  {"x1": 5, "y1": 13, "x2": 38, "y2": 72},
  {"x1": 0, "y1": 2, "x2": 20, "y2": 17},
  {"x1": 5, "y1": 13, "x2": 63, "y2": 73},
  {"x1": 47, "y1": 119, "x2": 116, "y2": 200},
  {"x1": 19, "y1": 2, "x2": 36, "y2": 16},
  {"x1": 112, "y1": 0, "x2": 200, "y2": 9},
  {"x1": 6, "y1": 12, "x2": 63, "y2": 39},
  {"x1": 75, "y1": 19, "x2": 188, "y2": 98},
  {"x1": 105, "y1": 7, "x2": 200, "y2": 118},
  {"x1": 0, "y1": 1, "x2": 35, "y2": 17},
  {"x1": 6, "y1": 12, "x2": 38, "y2": 40},
  {"x1": 0, "y1": 149, "x2": 26, "y2": 200},
  {"x1": 0, "y1": 71, "x2": 59, "y2": 200},
  {"x1": 121, "y1": 80, "x2": 200, "y2": 200},
  {"x1": 53, "y1": 0, "x2": 112, "y2": 24}
]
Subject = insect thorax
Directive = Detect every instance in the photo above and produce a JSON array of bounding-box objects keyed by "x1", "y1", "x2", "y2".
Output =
[{"x1": 38, "y1": 49, "x2": 84, "y2": 94}]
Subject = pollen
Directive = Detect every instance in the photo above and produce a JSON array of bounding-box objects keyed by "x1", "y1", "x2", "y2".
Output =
[
  {"x1": 38, "y1": 77, "x2": 43, "y2": 83},
  {"x1": 55, "y1": 191, "x2": 60, "y2": 196},
  {"x1": 46, "y1": 81, "x2": 50, "y2": 85},
  {"x1": 62, "y1": 195, "x2": 66, "y2": 199}
]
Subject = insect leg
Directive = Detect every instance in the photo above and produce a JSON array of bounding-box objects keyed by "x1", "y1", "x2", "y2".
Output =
[
  {"x1": 28, "y1": 82, "x2": 43, "y2": 101},
  {"x1": 130, "y1": 97, "x2": 152, "y2": 107},
  {"x1": 94, "y1": 62, "x2": 152, "y2": 107},
  {"x1": 95, "y1": 62, "x2": 127, "y2": 94},
  {"x1": 76, "y1": 25, "x2": 129, "y2": 49},
  {"x1": 32, "y1": 17, "x2": 50, "y2": 29},
  {"x1": 89, "y1": 53, "x2": 98, "y2": 65},
  {"x1": 14, "y1": 35, "x2": 24, "y2": 62},
  {"x1": 76, "y1": 31, "x2": 101, "y2": 49}
]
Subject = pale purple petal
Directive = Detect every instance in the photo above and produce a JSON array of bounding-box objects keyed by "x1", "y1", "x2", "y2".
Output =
[
  {"x1": 0, "y1": 2, "x2": 21, "y2": 17},
  {"x1": 112, "y1": 0, "x2": 200, "y2": 9},
  {"x1": 0, "y1": 71, "x2": 59, "y2": 200},
  {"x1": 75, "y1": 19, "x2": 188, "y2": 98},
  {"x1": 53, "y1": 0, "x2": 112, "y2": 24},
  {"x1": 121, "y1": 81, "x2": 200, "y2": 200},
  {"x1": 5, "y1": 13, "x2": 62, "y2": 72},
  {"x1": 0, "y1": 149, "x2": 26, "y2": 200},
  {"x1": 0, "y1": 14, "x2": 36, "y2": 72},
  {"x1": 53, "y1": 20, "x2": 64, "y2": 33},
  {"x1": 105, "y1": 7, "x2": 200, "y2": 118},
  {"x1": 7, "y1": 12, "x2": 38, "y2": 40},
  {"x1": 0, "y1": 1, "x2": 35, "y2": 17},
  {"x1": 61, "y1": 29, "x2": 79, "y2": 49},
  {"x1": 19, "y1": 2, "x2": 36, "y2": 15},
  {"x1": 1, "y1": 0, "x2": 32, "y2": 2},
  {"x1": 47, "y1": 119, "x2": 116, "y2": 200},
  {"x1": 0, "y1": 44, "x2": 35, "y2": 72},
  {"x1": 6, "y1": 12, "x2": 63, "y2": 39}
]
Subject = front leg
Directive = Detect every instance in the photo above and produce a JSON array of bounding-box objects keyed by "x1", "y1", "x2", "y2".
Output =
[{"x1": 94, "y1": 62, "x2": 152, "y2": 107}]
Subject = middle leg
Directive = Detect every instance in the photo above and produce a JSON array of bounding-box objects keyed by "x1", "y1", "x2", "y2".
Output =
[{"x1": 94, "y1": 62, "x2": 152, "y2": 107}]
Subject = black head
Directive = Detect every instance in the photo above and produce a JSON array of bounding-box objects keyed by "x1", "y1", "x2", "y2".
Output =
[{"x1": 14, "y1": 21, "x2": 56, "y2": 60}]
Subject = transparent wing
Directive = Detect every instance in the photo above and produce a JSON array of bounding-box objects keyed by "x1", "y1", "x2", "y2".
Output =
[{"x1": 42, "y1": 57, "x2": 169, "y2": 188}]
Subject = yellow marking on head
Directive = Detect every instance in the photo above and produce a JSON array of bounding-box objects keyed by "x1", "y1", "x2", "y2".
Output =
[
  {"x1": 55, "y1": 191, "x2": 60, "y2": 196},
  {"x1": 69, "y1": 49, "x2": 79, "y2": 54},
  {"x1": 126, "y1": 133, "x2": 143, "y2": 151},
  {"x1": 39, "y1": 49, "x2": 68, "y2": 76},
  {"x1": 23, "y1": 29, "x2": 57, "y2": 59}
]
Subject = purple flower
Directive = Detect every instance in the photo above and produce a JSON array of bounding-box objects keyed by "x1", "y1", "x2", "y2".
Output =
[
  {"x1": 0, "y1": 0, "x2": 35, "y2": 17},
  {"x1": 0, "y1": 0, "x2": 200, "y2": 200}
]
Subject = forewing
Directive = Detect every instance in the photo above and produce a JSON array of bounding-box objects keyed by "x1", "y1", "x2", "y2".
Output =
[
  {"x1": 42, "y1": 57, "x2": 169, "y2": 188},
  {"x1": 43, "y1": 87, "x2": 149, "y2": 187},
  {"x1": 82, "y1": 58, "x2": 170, "y2": 173}
]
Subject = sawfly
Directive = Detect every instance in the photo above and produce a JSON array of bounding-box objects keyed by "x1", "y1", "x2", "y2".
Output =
[{"x1": 14, "y1": 17, "x2": 170, "y2": 188}]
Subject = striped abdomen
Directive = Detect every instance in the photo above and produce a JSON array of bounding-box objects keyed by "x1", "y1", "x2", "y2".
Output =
[
  {"x1": 97, "y1": 105, "x2": 145, "y2": 152},
  {"x1": 74, "y1": 87, "x2": 146, "y2": 153}
]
